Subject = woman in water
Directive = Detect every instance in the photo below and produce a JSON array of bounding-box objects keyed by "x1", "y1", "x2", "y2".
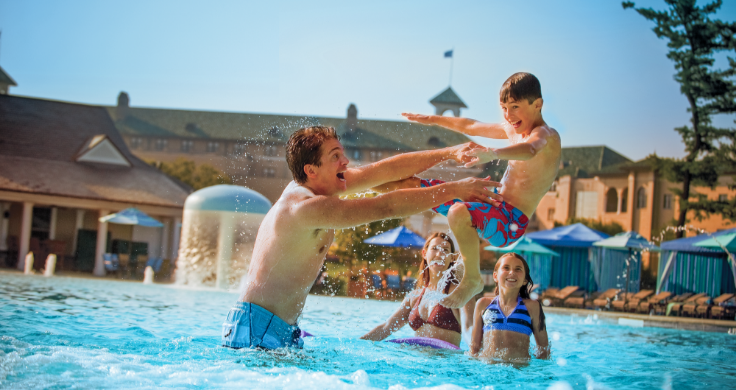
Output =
[
  {"x1": 470, "y1": 253, "x2": 549, "y2": 361},
  {"x1": 361, "y1": 232, "x2": 475, "y2": 348}
]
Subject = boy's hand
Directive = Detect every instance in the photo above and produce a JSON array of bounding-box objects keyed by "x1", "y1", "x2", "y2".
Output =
[
  {"x1": 463, "y1": 147, "x2": 499, "y2": 168},
  {"x1": 402, "y1": 112, "x2": 435, "y2": 125},
  {"x1": 449, "y1": 142, "x2": 485, "y2": 166},
  {"x1": 446, "y1": 176, "x2": 503, "y2": 206}
]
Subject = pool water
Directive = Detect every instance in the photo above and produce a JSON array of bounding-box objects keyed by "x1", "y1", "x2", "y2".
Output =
[{"x1": 1, "y1": 272, "x2": 735, "y2": 389}]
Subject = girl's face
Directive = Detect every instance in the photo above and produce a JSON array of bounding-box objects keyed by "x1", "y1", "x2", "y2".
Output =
[
  {"x1": 422, "y1": 237, "x2": 453, "y2": 272},
  {"x1": 493, "y1": 256, "x2": 527, "y2": 291}
]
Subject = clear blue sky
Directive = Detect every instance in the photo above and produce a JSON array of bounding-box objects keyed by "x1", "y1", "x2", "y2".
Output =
[{"x1": 1, "y1": 0, "x2": 734, "y2": 160}]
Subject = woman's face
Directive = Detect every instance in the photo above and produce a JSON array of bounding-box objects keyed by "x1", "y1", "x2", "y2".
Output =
[
  {"x1": 423, "y1": 237, "x2": 453, "y2": 272},
  {"x1": 493, "y1": 256, "x2": 527, "y2": 291}
]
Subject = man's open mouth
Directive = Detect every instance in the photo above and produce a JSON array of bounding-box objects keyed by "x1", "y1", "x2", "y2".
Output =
[{"x1": 337, "y1": 172, "x2": 346, "y2": 182}]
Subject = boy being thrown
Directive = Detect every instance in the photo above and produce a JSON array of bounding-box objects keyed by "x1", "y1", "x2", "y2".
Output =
[{"x1": 395, "y1": 72, "x2": 561, "y2": 309}]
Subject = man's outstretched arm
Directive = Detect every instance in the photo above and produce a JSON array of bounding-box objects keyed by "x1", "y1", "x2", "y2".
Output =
[
  {"x1": 402, "y1": 113, "x2": 508, "y2": 139},
  {"x1": 341, "y1": 142, "x2": 482, "y2": 195},
  {"x1": 295, "y1": 176, "x2": 499, "y2": 230}
]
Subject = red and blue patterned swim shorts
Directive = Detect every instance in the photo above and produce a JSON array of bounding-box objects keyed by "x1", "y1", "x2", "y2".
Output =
[{"x1": 420, "y1": 179, "x2": 528, "y2": 248}]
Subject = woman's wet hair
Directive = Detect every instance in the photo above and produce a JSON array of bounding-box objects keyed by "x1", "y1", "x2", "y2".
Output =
[
  {"x1": 499, "y1": 72, "x2": 542, "y2": 104},
  {"x1": 286, "y1": 126, "x2": 339, "y2": 184},
  {"x1": 417, "y1": 232, "x2": 457, "y2": 293},
  {"x1": 493, "y1": 252, "x2": 534, "y2": 299}
]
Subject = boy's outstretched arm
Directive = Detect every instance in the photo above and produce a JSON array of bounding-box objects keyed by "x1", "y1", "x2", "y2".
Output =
[
  {"x1": 402, "y1": 112, "x2": 508, "y2": 140},
  {"x1": 463, "y1": 126, "x2": 552, "y2": 167}
]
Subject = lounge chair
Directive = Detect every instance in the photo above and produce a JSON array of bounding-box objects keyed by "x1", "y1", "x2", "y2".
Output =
[
  {"x1": 681, "y1": 296, "x2": 711, "y2": 317},
  {"x1": 667, "y1": 293, "x2": 706, "y2": 316},
  {"x1": 549, "y1": 286, "x2": 583, "y2": 306},
  {"x1": 592, "y1": 288, "x2": 621, "y2": 310},
  {"x1": 563, "y1": 294, "x2": 587, "y2": 308},
  {"x1": 611, "y1": 293, "x2": 635, "y2": 311},
  {"x1": 539, "y1": 288, "x2": 560, "y2": 303},
  {"x1": 635, "y1": 291, "x2": 672, "y2": 314},
  {"x1": 696, "y1": 293, "x2": 735, "y2": 318},
  {"x1": 622, "y1": 289, "x2": 654, "y2": 312},
  {"x1": 653, "y1": 292, "x2": 691, "y2": 315},
  {"x1": 710, "y1": 295, "x2": 736, "y2": 320}
]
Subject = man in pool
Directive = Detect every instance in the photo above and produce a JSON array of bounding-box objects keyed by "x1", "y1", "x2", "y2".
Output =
[
  {"x1": 221, "y1": 125, "x2": 503, "y2": 350},
  {"x1": 394, "y1": 72, "x2": 562, "y2": 309}
]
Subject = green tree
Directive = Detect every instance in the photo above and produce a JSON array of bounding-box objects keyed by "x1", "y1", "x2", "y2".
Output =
[
  {"x1": 623, "y1": 0, "x2": 736, "y2": 237},
  {"x1": 154, "y1": 158, "x2": 233, "y2": 190},
  {"x1": 554, "y1": 217, "x2": 625, "y2": 237}
]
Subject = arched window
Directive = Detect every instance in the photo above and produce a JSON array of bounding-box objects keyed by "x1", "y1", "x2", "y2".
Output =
[
  {"x1": 637, "y1": 187, "x2": 647, "y2": 209},
  {"x1": 621, "y1": 188, "x2": 628, "y2": 213},
  {"x1": 605, "y1": 188, "x2": 618, "y2": 213}
]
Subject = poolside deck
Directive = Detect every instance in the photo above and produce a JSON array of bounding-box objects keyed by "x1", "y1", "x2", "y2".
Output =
[{"x1": 545, "y1": 306, "x2": 736, "y2": 334}]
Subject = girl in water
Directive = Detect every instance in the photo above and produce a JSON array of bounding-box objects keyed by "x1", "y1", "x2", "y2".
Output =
[
  {"x1": 361, "y1": 232, "x2": 475, "y2": 348},
  {"x1": 471, "y1": 253, "x2": 549, "y2": 360}
]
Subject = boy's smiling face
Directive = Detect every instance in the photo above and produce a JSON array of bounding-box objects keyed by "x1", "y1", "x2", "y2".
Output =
[{"x1": 500, "y1": 97, "x2": 543, "y2": 135}]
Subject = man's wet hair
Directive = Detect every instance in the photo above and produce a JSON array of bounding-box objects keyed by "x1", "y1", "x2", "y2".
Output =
[
  {"x1": 500, "y1": 72, "x2": 542, "y2": 104},
  {"x1": 286, "y1": 126, "x2": 339, "y2": 184}
]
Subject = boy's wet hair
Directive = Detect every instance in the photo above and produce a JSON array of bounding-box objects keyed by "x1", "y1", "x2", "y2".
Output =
[
  {"x1": 286, "y1": 126, "x2": 339, "y2": 184},
  {"x1": 500, "y1": 72, "x2": 542, "y2": 104}
]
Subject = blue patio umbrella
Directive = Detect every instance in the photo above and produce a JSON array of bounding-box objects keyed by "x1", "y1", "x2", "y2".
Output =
[
  {"x1": 364, "y1": 226, "x2": 425, "y2": 249},
  {"x1": 99, "y1": 208, "x2": 164, "y2": 227}
]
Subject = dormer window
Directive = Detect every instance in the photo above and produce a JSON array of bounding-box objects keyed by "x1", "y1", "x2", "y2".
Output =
[
  {"x1": 130, "y1": 137, "x2": 143, "y2": 149},
  {"x1": 154, "y1": 139, "x2": 167, "y2": 151},
  {"x1": 75, "y1": 135, "x2": 132, "y2": 167},
  {"x1": 268, "y1": 127, "x2": 282, "y2": 138},
  {"x1": 181, "y1": 140, "x2": 193, "y2": 152},
  {"x1": 234, "y1": 143, "x2": 246, "y2": 156}
]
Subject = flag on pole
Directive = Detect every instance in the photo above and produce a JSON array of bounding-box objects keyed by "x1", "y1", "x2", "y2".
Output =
[{"x1": 444, "y1": 50, "x2": 453, "y2": 58}]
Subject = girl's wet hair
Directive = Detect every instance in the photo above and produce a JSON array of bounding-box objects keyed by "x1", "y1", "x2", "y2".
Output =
[
  {"x1": 493, "y1": 252, "x2": 534, "y2": 299},
  {"x1": 417, "y1": 232, "x2": 457, "y2": 293}
]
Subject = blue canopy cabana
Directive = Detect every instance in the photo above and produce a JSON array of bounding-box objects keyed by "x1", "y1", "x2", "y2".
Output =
[
  {"x1": 591, "y1": 232, "x2": 660, "y2": 294},
  {"x1": 525, "y1": 223, "x2": 609, "y2": 292},
  {"x1": 658, "y1": 228, "x2": 736, "y2": 297}
]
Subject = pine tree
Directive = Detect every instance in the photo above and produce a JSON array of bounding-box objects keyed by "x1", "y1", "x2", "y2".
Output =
[{"x1": 623, "y1": 0, "x2": 736, "y2": 237}]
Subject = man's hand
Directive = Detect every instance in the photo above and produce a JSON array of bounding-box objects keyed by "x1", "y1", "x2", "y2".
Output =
[
  {"x1": 448, "y1": 142, "x2": 486, "y2": 166},
  {"x1": 446, "y1": 176, "x2": 503, "y2": 206},
  {"x1": 402, "y1": 112, "x2": 436, "y2": 125},
  {"x1": 463, "y1": 147, "x2": 499, "y2": 168}
]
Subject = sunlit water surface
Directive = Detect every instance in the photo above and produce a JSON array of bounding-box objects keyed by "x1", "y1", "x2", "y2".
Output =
[{"x1": 1, "y1": 272, "x2": 735, "y2": 389}]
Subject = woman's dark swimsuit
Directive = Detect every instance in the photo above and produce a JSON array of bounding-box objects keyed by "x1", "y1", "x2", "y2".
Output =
[{"x1": 408, "y1": 287, "x2": 461, "y2": 333}]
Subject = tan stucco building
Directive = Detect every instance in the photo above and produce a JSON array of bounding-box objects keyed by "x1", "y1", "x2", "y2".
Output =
[{"x1": 533, "y1": 146, "x2": 736, "y2": 238}]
